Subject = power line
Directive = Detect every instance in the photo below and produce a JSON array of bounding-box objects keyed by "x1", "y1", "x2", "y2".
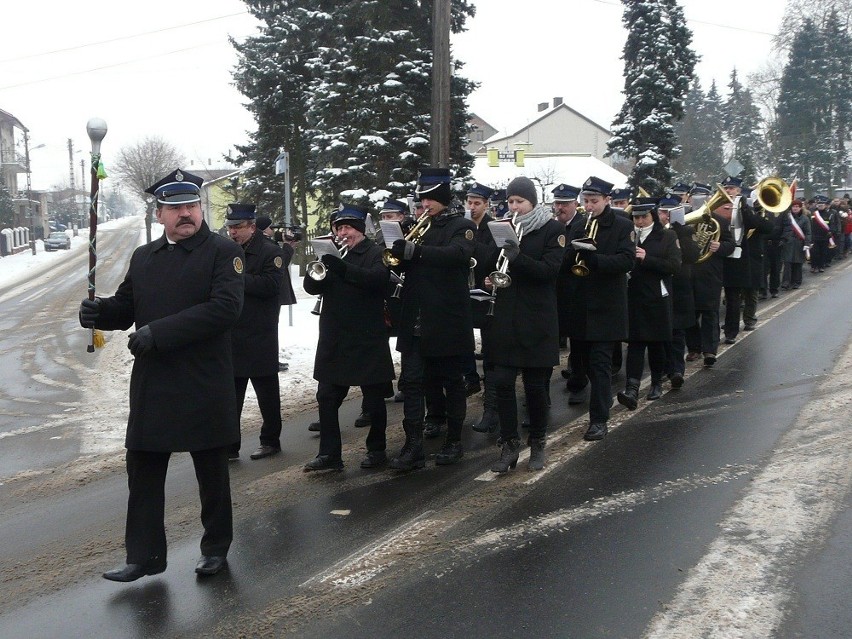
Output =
[{"x1": 0, "y1": 11, "x2": 251, "y2": 64}]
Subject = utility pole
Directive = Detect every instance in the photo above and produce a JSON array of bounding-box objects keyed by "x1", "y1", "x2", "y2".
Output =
[
  {"x1": 431, "y1": 0, "x2": 451, "y2": 168},
  {"x1": 24, "y1": 131, "x2": 36, "y2": 255}
]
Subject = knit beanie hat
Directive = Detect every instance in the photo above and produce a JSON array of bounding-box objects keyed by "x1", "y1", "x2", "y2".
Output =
[{"x1": 506, "y1": 176, "x2": 538, "y2": 207}]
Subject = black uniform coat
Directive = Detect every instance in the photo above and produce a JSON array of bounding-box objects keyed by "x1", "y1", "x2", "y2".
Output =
[
  {"x1": 94, "y1": 222, "x2": 244, "y2": 452},
  {"x1": 691, "y1": 214, "x2": 735, "y2": 310},
  {"x1": 627, "y1": 223, "x2": 681, "y2": 342},
  {"x1": 486, "y1": 216, "x2": 565, "y2": 368},
  {"x1": 471, "y1": 213, "x2": 500, "y2": 329},
  {"x1": 232, "y1": 230, "x2": 284, "y2": 377},
  {"x1": 723, "y1": 204, "x2": 774, "y2": 289},
  {"x1": 781, "y1": 210, "x2": 811, "y2": 264},
  {"x1": 395, "y1": 212, "x2": 476, "y2": 357},
  {"x1": 303, "y1": 238, "x2": 394, "y2": 386},
  {"x1": 563, "y1": 206, "x2": 635, "y2": 341},
  {"x1": 278, "y1": 242, "x2": 298, "y2": 305},
  {"x1": 670, "y1": 223, "x2": 701, "y2": 329},
  {"x1": 556, "y1": 211, "x2": 587, "y2": 338}
]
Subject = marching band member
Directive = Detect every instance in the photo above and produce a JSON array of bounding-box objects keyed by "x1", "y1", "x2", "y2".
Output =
[
  {"x1": 389, "y1": 168, "x2": 476, "y2": 470},
  {"x1": 658, "y1": 196, "x2": 700, "y2": 389},
  {"x1": 303, "y1": 205, "x2": 395, "y2": 471},
  {"x1": 562, "y1": 176, "x2": 635, "y2": 441},
  {"x1": 781, "y1": 199, "x2": 811, "y2": 289},
  {"x1": 685, "y1": 198, "x2": 735, "y2": 367},
  {"x1": 810, "y1": 195, "x2": 833, "y2": 272},
  {"x1": 485, "y1": 177, "x2": 565, "y2": 472},
  {"x1": 552, "y1": 184, "x2": 588, "y2": 401},
  {"x1": 617, "y1": 199, "x2": 681, "y2": 409}
]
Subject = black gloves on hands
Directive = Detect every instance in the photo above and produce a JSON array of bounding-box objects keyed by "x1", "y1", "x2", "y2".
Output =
[
  {"x1": 391, "y1": 239, "x2": 421, "y2": 261},
  {"x1": 321, "y1": 253, "x2": 347, "y2": 277},
  {"x1": 128, "y1": 325, "x2": 156, "y2": 356},
  {"x1": 503, "y1": 239, "x2": 521, "y2": 262},
  {"x1": 79, "y1": 298, "x2": 101, "y2": 328}
]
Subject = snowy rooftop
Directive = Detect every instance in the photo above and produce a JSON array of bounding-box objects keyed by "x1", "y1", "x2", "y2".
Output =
[{"x1": 471, "y1": 154, "x2": 628, "y2": 201}]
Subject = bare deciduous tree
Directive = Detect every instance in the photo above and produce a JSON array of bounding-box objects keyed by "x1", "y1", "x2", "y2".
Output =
[{"x1": 112, "y1": 137, "x2": 184, "y2": 242}]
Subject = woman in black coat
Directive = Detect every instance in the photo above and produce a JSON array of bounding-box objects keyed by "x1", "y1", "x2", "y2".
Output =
[
  {"x1": 484, "y1": 177, "x2": 565, "y2": 473},
  {"x1": 616, "y1": 201, "x2": 681, "y2": 410}
]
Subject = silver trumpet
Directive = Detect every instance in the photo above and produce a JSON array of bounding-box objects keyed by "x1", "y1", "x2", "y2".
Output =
[
  {"x1": 308, "y1": 243, "x2": 348, "y2": 316},
  {"x1": 487, "y1": 213, "x2": 523, "y2": 316}
]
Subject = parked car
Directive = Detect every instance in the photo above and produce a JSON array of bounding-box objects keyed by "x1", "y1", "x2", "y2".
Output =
[{"x1": 44, "y1": 232, "x2": 71, "y2": 251}]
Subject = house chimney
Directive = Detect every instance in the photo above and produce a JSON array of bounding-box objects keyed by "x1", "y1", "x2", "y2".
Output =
[
  {"x1": 553, "y1": 96, "x2": 563, "y2": 107},
  {"x1": 537, "y1": 102, "x2": 548, "y2": 112}
]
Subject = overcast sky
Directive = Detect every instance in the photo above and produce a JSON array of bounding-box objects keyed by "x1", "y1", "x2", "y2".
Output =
[{"x1": 1, "y1": 0, "x2": 784, "y2": 192}]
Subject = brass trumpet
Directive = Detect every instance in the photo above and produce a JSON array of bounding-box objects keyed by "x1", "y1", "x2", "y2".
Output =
[
  {"x1": 382, "y1": 214, "x2": 431, "y2": 267},
  {"x1": 489, "y1": 213, "x2": 523, "y2": 289},
  {"x1": 307, "y1": 243, "x2": 348, "y2": 281},
  {"x1": 571, "y1": 216, "x2": 599, "y2": 277}
]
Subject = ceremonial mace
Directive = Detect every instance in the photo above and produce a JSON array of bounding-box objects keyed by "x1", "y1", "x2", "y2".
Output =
[{"x1": 86, "y1": 118, "x2": 108, "y2": 353}]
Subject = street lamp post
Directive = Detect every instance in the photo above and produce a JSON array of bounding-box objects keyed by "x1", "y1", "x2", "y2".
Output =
[{"x1": 22, "y1": 132, "x2": 45, "y2": 255}]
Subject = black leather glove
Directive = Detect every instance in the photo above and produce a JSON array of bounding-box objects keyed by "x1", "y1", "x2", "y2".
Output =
[
  {"x1": 128, "y1": 325, "x2": 156, "y2": 356},
  {"x1": 321, "y1": 253, "x2": 347, "y2": 277},
  {"x1": 503, "y1": 238, "x2": 520, "y2": 262},
  {"x1": 391, "y1": 239, "x2": 421, "y2": 261},
  {"x1": 79, "y1": 298, "x2": 101, "y2": 328}
]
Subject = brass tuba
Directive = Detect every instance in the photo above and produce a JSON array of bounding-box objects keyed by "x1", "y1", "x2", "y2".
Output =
[
  {"x1": 382, "y1": 214, "x2": 431, "y2": 267},
  {"x1": 684, "y1": 183, "x2": 731, "y2": 264},
  {"x1": 755, "y1": 177, "x2": 793, "y2": 214}
]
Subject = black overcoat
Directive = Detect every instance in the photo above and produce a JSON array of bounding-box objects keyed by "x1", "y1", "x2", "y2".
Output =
[
  {"x1": 723, "y1": 204, "x2": 774, "y2": 289},
  {"x1": 670, "y1": 223, "x2": 701, "y2": 329},
  {"x1": 395, "y1": 212, "x2": 476, "y2": 357},
  {"x1": 781, "y1": 211, "x2": 811, "y2": 264},
  {"x1": 94, "y1": 223, "x2": 244, "y2": 452},
  {"x1": 486, "y1": 217, "x2": 564, "y2": 367},
  {"x1": 691, "y1": 214, "x2": 735, "y2": 310},
  {"x1": 562, "y1": 206, "x2": 635, "y2": 341},
  {"x1": 231, "y1": 230, "x2": 284, "y2": 377},
  {"x1": 278, "y1": 242, "x2": 298, "y2": 305},
  {"x1": 556, "y1": 211, "x2": 587, "y2": 338},
  {"x1": 304, "y1": 238, "x2": 394, "y2": 386},
  {"x1": 471, "y1": 213, "x2": 500, "y2": 329},
  {"x1": 627, "y1": 223, "x2": 681, "y2": 342}
]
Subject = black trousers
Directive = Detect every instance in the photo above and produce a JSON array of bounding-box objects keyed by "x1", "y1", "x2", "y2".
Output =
[
  {"x1": 317, "y1": 381, "x2": 387, "y2": 459},
  {"x1": 783, "y1": 262, "x2": 803, "y2": 288},
  {"x1": 400, "y1": 340, "x2": 467, "y2": 441},
  {"x1": 764, "y1": 243, "x2": 782, "y2": 294},
  {"x1": 232, "y1": 375, "x2": 282, "y2": 452},
  {"x1": 491, "y1": 365, "x2": 551, "y2": 441},
  {"x1": 811, "y1": 240, "x2": 830, "y2": 269},
  {"x1": 125, "y1": 447, "x2": 232, "y2": 566},
  {"x1": 666, "y1": 328, "x2": 687, "y2": 376},
  {"x1": 625, "y1": 341, "x2": 666, "y2": 383},
  {"x1": 686, "y1": 309, "x2": 720, "y2": 355},
  {"x1": 571, "y1": 340, "x2": 615, "y2": 424}
]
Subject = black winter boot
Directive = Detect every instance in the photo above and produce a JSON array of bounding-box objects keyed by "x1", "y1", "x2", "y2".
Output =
[
  {"x1": 490, "y1": 438, "x2": 520, "y2": 473},
  {"x1": 389, "y1": 420, "x2": 425, "y2": 471},
  {"x1": 617, "y1": 377, "x2": 640, "y2": 410},
  {"x1": 472, "y1": 377, "x2": 500, "y2": 433},
  {"x1": 646, "y1": 383, "x2": 663, "y2": 400},
  {"x1": 527, "y1": 437, "x2": 546, "y2": 471}
]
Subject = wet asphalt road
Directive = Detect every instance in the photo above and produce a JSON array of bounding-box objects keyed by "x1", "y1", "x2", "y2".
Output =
[{"x1": 1, "y1": 239, "x2": 851, "y2": 638}]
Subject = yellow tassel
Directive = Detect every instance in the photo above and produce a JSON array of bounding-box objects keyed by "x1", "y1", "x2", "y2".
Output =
[{"x1": 93, "y1": 329, "x2": 106, "y2": 349}]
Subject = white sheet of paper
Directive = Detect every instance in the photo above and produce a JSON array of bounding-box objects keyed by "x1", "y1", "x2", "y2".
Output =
[
  {"x1": 488, "y1": 219, "x2": 519, "y2": 248},
  {"x1": 669, "y1": 205, "x2": 686, "y2": 226},
  {"x1": 379, "y1": 220, "x2": 404, "y2": 248},
  {"x1": 571, "y1": 239, "x2": 597, "y2": 252},
  {"x1": 661, "y1": 281, "x2": 669, "y2": 297},
  {"x1": 728, "y1": 247, "x2": 742, "y2": 259},
  {"x1": 469, "y1": 288, "x2": 493, "y2": 301},
  {"x1": 311, "y1": 238, "x2": 341, "y2": 259}
]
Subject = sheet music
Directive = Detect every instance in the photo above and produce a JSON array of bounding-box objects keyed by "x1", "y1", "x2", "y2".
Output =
[
  {"x1": 469, "y1": 288, "x2": 493, "y2": 301},
  {"x1": 661, "y1": 281, "x2": 669, "y2": 297},
  {"x1": 487, "y1": 219, "x2": 519, "y2": 248},
  {"x1": 669, "y1": 205, "x2": 686, "y2": 226},
  {"x1": 570, "y1": 239, "x2": 597, "y2": 252},
  {"x1": 311, "y1": 237, "x2": 341, "y2": 259},
  {"x1": 379, "y1": 220, "x2": 405, "y2": 248}
]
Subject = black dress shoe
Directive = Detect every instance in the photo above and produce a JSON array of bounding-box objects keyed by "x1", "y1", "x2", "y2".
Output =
[
  {"x1": 103, "y1": 562, "x2": 166, "y2": 582},
  {"x1": 743, "y1": 324, "x2": 756, "y2": 331},
  {"x1": 646, "y1": 384, "x2": 663, "y2": 400},
  {"x1": 435, "y1": 441, "x2": 464, "y2": 465},
  {"x1": 228, "y1": 451, "x2": 239, "y2": 461},
  {"x1": 195, "y1": 555, "x2": 227, "y2": 576},
  {"x1": 278, "y1": 361, "x2": 289, "y2": 372},
  {"x1": 465, "y1": 380, "x2": 482, "y2": 397},
  {"x1": 360, "y1": 451, "x2": 387, "y2": 469},
  {"x1": 304, "y1": 455, "x2": 344, "y2": 472},
  {"x1": 724, "y1": 336, "x2": 737, "y2": 344},
  {"x1": 249, "y1": 445, "x2": 281, "y2": 460},
  {"x1": 703, "y1": 353, "x2": 716, "y2": 367},
  {"x1": 472, "y1": 409, "x2": 499, "y2": 433},
  {"x1": 423, "y1": 416, "x2": 446, "y2": 439},
  {"x1": 353, "y1": 411, "x2": 371, "y2": 428},
  {"x1": 583, "y1": 422, "x2": 607, "y2": 441},
  {"x1": 393, "y1": 390, "x2": 405, "y2": 403},
  {"x1": 669, "y1": 372, "x2": 684, "y2": 389},
  {"x1": 308, "y1": 421, "x2": 320, "y2": 432}
]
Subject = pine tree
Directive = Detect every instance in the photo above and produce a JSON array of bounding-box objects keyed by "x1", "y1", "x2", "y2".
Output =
[
  {"x1": 232, "y1": 0, "x2": 476, "y2": 229},
  {"x1": 724, "y1": 69, "x2": 764, "y2": 185},
  {"x1": 0, "y1": 182, "x2": 15, "y2": 228},
  {"x1": 672, "y1": 78, "x2": 723, "y2": 185},
  {"x1": 823, "y1": 9, "x2": 851, "y2": 193},
  {"x1": 607, "y1": 0, "x2": 698, "y2": 194}
]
